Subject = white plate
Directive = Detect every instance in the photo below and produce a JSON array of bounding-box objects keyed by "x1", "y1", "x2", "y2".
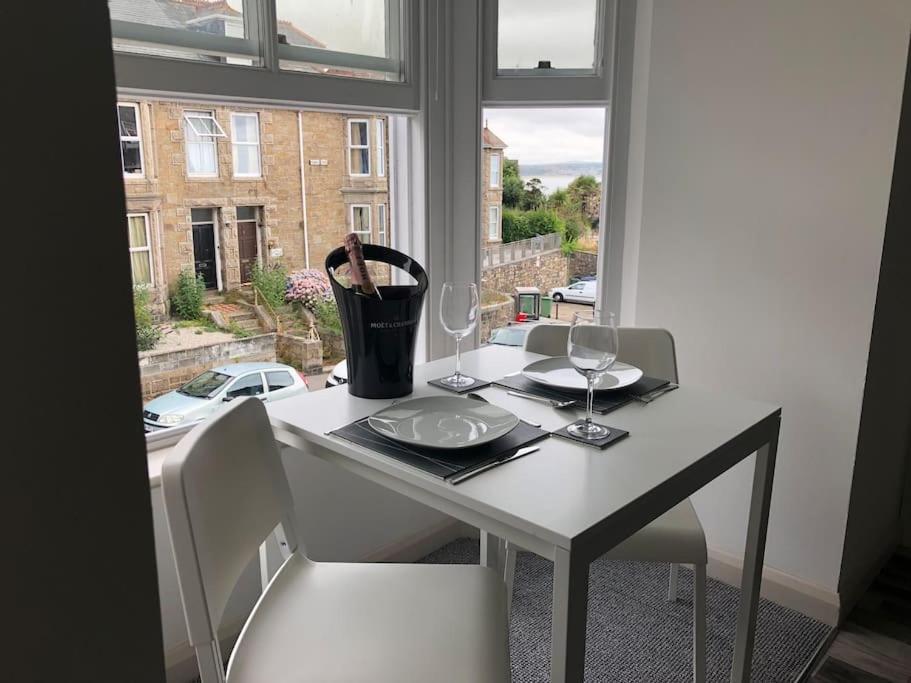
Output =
[
  {"x1": 521, "y1": 357, "x2": 643, "y2": 391},
  {"x1": 368, "y1": 396, "x2": 519, "y2": 450}
]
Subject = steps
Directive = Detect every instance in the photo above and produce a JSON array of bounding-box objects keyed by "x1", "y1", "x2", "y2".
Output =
[{"x1": 204, "y1": 302, "x2": 264, "y2": 334}]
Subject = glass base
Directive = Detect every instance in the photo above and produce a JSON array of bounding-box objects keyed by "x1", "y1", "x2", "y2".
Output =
[
  {"x1": 568, "y1": 420, "x2": 610, "y2": 440},
  {"x1": 441, "y1": 373, "x2": 475, "y2": 388}
]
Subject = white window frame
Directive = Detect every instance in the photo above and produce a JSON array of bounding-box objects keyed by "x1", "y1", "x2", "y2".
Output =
[
  {"x1": 347, "y1": 119, "x2": 371, "y2": 177},
  {"x1": 350, "y1": 204, "x2": 372, "y2": 242},
  {"x1": 377, "y1": 204, "x2": 388, "y2": 246},
  {"x1": 489, "y1": 153, "x2": 500, "y2": 188},
  {"x1": 127, "y1": 213, "x2": 154, "y2": 287},
  {"x1": 231, "y1": 112, "x2": 262, "y2": 178},
  {"x1": 184, "y1": 110, "x2": 222, "y2": 178},
  {"x1": 376, "y1": 119, "x2": 386, "y2": 178},
  {"x1": 488, "y1": 205, "x2": 500, "y2": 240},
  {"x1": 117, "y1": 102, "x2": 144, "y2": 178}
]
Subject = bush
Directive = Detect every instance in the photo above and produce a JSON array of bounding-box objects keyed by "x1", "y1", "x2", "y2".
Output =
[
  {"x1": 171, "y1": 269, "x2": 205, "y2": 320},
  {"x1": 251, "y1": 262, "x2": 288, "y2": 310},
  {"x1": 525, "y1": 209, "x2": 564, "y2": 237},
  {"x1": 501, "y1": 208, "x2": 530, "y2": 242},
  {"x1": 134, "y1": 287, "x2": 161, "y2": 351},
  {"x1": 312, "y1": 298, "x2": 342, "y2": 336},
  {"x1": 285, "y1": 269, "x2": 332, "y2": 310},
  {"x1": 562, "y1": 218, "x2": 582, "y2": 244}
]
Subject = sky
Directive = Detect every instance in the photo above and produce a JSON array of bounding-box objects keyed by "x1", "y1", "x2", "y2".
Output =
[
  {"x1": 483, "y1": 108, "x2": 605, "y2": 166},
  {"x1": 498, "y1": 0, "x2": 598, "y2": 70}
]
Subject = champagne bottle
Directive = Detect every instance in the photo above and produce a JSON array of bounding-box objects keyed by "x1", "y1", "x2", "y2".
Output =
[{"x1": 343, "y1": 233, "x2": 383, "y2": 300}]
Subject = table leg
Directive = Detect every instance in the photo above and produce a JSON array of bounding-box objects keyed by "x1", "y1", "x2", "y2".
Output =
[
  {"x1": 550, "y1": 546, "x2": 589, "y2": 683},
  {"x1": 480, "y1": 530, "x2": 502, "y2": 572},
  {"x1": 731, "y1": 421, "x2": 780, "y2": 682}
]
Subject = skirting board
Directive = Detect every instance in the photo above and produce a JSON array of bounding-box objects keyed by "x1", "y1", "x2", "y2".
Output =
[{"x1": 707, "y1": 546, "x2": 840, "y2": 626}]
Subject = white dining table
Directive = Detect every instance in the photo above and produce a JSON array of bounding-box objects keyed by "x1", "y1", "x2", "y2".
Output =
[{"x1": 268, "y1": 345, "x2": 781, "y2": 683}]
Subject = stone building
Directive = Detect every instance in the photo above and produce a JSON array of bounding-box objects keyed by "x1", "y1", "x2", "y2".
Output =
[
  {"x1": 481, "y1": 125, "x2": 507, "y2": 244},
  {"x1": 118, "y1": 99, "x2": 389, "y2": 315}
]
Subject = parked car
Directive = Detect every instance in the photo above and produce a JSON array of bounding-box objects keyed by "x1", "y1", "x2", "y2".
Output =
[
  {"x1": 326, "y1": 360, "x2": 348, "y2": 388},
  {"x1": 569, "y1": 275, "x2": 597, "y2": 284},
  {"x1": 549, "y1": 280, "x2": 597, "y2": 304},
  {"x1": 143, "y1": 362, "x2": 308, "y2": 432}
]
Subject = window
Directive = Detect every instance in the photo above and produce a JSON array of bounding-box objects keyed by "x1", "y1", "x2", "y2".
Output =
[
  {"x1": 266, "y1": 371, "x2": 294, "y2": 391},
  {"x1": 348, "y1": 120, "x2": 370, "y2": 176},
  {"x1": 184, "y1": 111, "x2": 225, "y2": 177},
  {"x1": 377, "y1": 204, "x2": 388, "y2": 246},
  {"x1": 497, "y1": 0, "x2": 599, "y2": 72},
  {"x1": 226, "y1": 373, "x2": 265, "y2": 398},
  {"x1": 231, "y1": 113, "x2": 261, "y2": 177},
  {"x1": 127, "y1": 214, "x2": 153, "y2": 286},
  {"x1": 351, "y1": 205, "x2": 372, "y2": 242},
  {"x1": 179, "y1": 371, "x2": 230, "y2": 399},
  {"x1": 488, "y1": 205, "x2": 500, "y2": 240},
  {"x1": 490, "y1": 153, "x2": 501, "y2": 188},
  {"x1": 376, "y1": 119, "x2": 386, "y2": 177},
  {"x1": 118, "y1": 103, "x2": 144, "y2": 177}
]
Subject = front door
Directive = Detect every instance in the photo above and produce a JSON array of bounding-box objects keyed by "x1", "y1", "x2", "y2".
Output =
[
  {"x1": 237, "y1": 207, "x2": 258, "y2": 284},
  {"x1": 192, "y1": 224, "x2": 217, "y2": 289}
]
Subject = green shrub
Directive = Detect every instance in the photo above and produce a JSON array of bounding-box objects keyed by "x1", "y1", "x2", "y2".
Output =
[
  {"x1": 524, "y1": 209, "x2": 564, "y2": 237},
  {"x1": 171, "y1": 269, "x2": 205, "y2": 320},
  {"x1": 251, "y1": 262, "x2": 288, "y2": 310},
  {"x1": 502, "y1": 208, "x2": 530, "y2": 242},
  {"x1": 134, "y1": 287, "x2": 161, "y2": 351},
  {"x1": 563, "y1": 218, "x2": 582, "y2": 244},
  {"x1": 312, "y1": 298, "x2": 342, "y2": 336}
]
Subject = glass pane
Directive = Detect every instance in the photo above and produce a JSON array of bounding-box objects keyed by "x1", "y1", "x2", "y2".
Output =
[
  {"x1": 236, "y1": 206, "x2": 256, "y2": 221},
  {"x1": 350, "y1": 148, "x2": 369, "y2": 175},
  {"x1": 226, "y1": 374, "x2": 264, "y2": 397},
  {"x1": 191, "y1": 208, "x2": 213, "y2": 223},
  {"x1": 187, "y1": 142, "x2": 217, "y2": 175},
  {"x1": 352, "y1": 207, "x2": 370, "y2": 232},
  {"x1": 266, "y1": 371, "x2": 294, "y2": 390},
  {"x1": 122, "y1": 141, "x2": 142, "y2": 174},
  {"x1": 350, "y1": 121, "x2": 369, "y2": 146},
  {"x1": 118, "y1": 105, "x2": 138, "y2": 137},
  {"x1": 128, "y1": 216, "x2": 148, "y2": 247},
  {"x1": 130, "y1": 251, "x2": 152, "y2": 286},
  {"x1": 234, "y1": 145, "x2": 260, "y2": 176},
  {"x1": 232, "y1": 114, "x2": 258, "y2": 143},
  {"x1": 186, "y1": 114, "x2": 222, "y2": 137},
  {"x1": 498, "y1": 0, "x2": 598, "y2": 71}
]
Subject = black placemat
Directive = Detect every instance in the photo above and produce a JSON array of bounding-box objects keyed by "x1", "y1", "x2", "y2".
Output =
[
  {"x1": 552, "y1": 421, "x2": 629, "y2": 450},
  {"x1": 330, "y1": 418, "x2": 550, "y2": 480},
  {"x1": 427, "y1": 376, "x2": 492, "y2": 394},
  {"x1": 493, "y1": 374, "x2": 670, "y2": 414}
]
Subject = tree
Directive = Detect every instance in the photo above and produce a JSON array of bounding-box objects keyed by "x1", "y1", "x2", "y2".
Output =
[
  {"x1": 567, "y1": 174, "x2": 601, "y2": 224},
  {"x1": 503, "y1": 158, "x2": 520, "y2": 179},
  {"x1": 502, "y1": 158, "x2": 523, "y2": 208},
  {"x1": 521, "y1": 178, "x2": 546, "y2": 210}
]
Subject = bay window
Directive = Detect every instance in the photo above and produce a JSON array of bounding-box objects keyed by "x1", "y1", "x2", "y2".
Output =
[
  {"x1": 378, "y1": 204, "x2": 388, "y2": 246},
  {"x1": 489, "y1": 153, "x2": 500, "y2": 188},
  {"x1": 351, "y1": 205, "x2": 372, "y2": 242},
  {"x1": 488, "y1": 206, "x2": 500, "y2": 241},
  {"x1": 376, "y1": 119, "x2": 386, "y2": 177}
]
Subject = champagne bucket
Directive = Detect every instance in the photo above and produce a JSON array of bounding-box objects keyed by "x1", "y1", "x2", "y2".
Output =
[{"x1": 326, "y1": 245, "x2": 428, "y2": 399}]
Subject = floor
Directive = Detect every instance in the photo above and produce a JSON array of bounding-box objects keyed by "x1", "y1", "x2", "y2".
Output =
[{"x1": 810, "y1": 548, "x2": 911, "y2": 682}]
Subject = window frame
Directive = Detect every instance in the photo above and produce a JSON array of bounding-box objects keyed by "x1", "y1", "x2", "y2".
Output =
[
  {"x1": 376, "y1": 118, "x2": 386, "y2": 178},
  {"x1": 230, "y1": 112, "x2": 262, "y2": 178},
  {"x1": 347, "y1": 119, "x2": 371, "y2": 177},
  {"x1": 265, "y1": 370, "x2": 295, "y2": 392},
  {"x1": 350, "y1": 204, "x2": 372, "y2": 242},
  {"x1": 127, "y1": 213, "x2": 154, "y2": 287},
  {"x1": 117, "y1": 102, "x2": 145, "y2": 178},
  {"x1": 487, "y1": 205, "x2": 500, "y2": 241},
  {"x1": 184, "y1": 110, "x2": 221, "y2": 178},
  {"x1": 377, "y1": 203, "x2": 388, "y2": 246},
  {"x1": 225, "y1": 371, "x2": 266, "y2": 399},
  {"x1": 489, "y1": 152, "x2": 501, "y2": 189}
]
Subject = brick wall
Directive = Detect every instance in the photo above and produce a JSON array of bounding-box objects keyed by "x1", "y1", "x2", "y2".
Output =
[
  {"x1": 481, "y1": 250, "x2": 568, "y2": 300},
  {"x1": 138, "y1": 334, "x2": 277, "y2": 400}
]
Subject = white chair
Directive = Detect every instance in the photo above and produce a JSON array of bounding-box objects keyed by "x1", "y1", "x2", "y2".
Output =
[
  {"x1": 162, "y1": 397, "x2": 510, "y2": 683},
  {"x1": 509, "y1": 324, "x2": 707, "y2": 681}
]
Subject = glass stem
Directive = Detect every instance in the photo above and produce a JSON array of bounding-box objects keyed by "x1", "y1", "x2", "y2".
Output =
[
  {"x1": 586, "y1": 373, "x2": 595, "y2": 428},
  {"x1": 454, "y1": 336, "x2": 462, "y2": 381}
]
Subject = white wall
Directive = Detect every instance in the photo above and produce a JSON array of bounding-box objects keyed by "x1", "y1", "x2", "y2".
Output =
[{"x1": 630, "y1": 1, "x2": 910, "y2": 592}]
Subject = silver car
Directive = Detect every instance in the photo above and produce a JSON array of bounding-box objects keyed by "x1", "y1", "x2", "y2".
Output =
[{"x1": 143, "y1": 362, "x2": 308, "y2": 432}]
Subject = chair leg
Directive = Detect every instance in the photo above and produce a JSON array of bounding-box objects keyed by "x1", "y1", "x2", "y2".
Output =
[
  {"x1": 503, "y1": 541, "x2": 517, "y2": 616},
  {"x1": 668, "y1": 562, "x2": 679, "y2": 601},
  {"x1": 693, "y1": 563, "x2": 707, "y2": 683}
]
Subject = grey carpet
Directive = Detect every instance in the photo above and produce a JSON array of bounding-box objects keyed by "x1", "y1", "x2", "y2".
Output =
[{"x1": 420, "y1": 538, "x2": 831, "y2": 682}]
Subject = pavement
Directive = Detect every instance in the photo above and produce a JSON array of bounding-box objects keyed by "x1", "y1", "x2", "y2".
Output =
[{"x1": 549, "y1": 301, "x2": 595, "y2": 322}]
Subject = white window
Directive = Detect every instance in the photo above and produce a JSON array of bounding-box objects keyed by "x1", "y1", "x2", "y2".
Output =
[
  {"x1": 231, "y1": 113, "x2": 261, "y2": 177},
  {"x1": 488, "y1": 205, "x2": 500, "y2": 240},
  {"x1": 117, "y1": 103, "x2": 144, "y2": 177},
  {"x1": 489, "y1": 153, "x2": 500, "y2": 188},
  {"x1": 376, "y1": 119, "x2": 386, "y2": 177},
  {"x1": 347, "y1": 120, "x2": 370, "y2": 176},
  {"x1": 127, "y1": 214, "x2": 153, "y2": 286},
  {"x1": 377, "y1": 204, "x2": 388, "y2": 246},
  {"x1": 183, "y1": 110, "x2": 225, "y2": 177},
  {"x1": 351, "y1": 205, "x2": 372, "y2": 242}
]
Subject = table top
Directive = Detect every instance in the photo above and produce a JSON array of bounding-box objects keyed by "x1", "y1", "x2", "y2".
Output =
[{"x1": 268, "y1": 346, "x2": 780, "y2": 553}]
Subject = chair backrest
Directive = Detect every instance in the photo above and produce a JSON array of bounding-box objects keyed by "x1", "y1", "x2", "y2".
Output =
[
  {"x1": 161, "y1": 397, "x2": 299, "y2": 649},
  {"x1": 524, "y1": 324, "x2": 679, "y2": 382}
]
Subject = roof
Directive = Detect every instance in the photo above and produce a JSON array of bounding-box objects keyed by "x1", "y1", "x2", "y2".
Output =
[
  {"x1": 483, "y1": 126, "x2": 508, "y2": 149},
  {"x1": 277, "y1": 19, "x2": 327, "y2": 48},
  {"x1": 212, "y1": 362, "x2": 296, "y2": 376}
]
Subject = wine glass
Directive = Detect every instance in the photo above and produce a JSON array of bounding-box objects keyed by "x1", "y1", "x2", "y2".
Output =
[
  {"x1": 567, "y1": 311, "x2": 619, "y2": 439},
  {"x1": 439, "y1": 282, "x2": 480, "y2": 387}
]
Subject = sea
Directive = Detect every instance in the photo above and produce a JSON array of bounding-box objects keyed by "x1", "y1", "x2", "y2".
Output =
[{"x1": 533, "y1": 172, "x2": 603, "y2": 194}]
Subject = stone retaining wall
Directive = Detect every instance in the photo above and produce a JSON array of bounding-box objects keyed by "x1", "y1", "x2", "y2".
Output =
[
  {"x1": 568, "y1": 250, "x2": 598, "y2": 280},
  {"x1": 481, "y1": 249, "x2": 568, "y2": 299},
  {"x1": 276, "y1": 334, "x2": 323, "y2": 374},
  {"x1": 480, "y1": 298, "x2": 514, "y2": 342}
]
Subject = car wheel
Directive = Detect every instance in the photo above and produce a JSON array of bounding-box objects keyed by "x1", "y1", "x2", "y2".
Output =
[{"x1": 553, "y1": 293, "x2": 564, "y2": 302}]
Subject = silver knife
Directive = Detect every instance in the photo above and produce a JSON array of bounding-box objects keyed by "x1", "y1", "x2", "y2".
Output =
[{"x1": 449, "y1": 446, "x2": 540, "y2": 485}]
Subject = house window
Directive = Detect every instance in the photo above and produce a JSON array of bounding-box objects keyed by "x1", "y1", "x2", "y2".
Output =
[
  {"x1": 351, "y1": 205, "x2": 372, "y2": 242},
  {"x1": 376, "y1": 119, "x2": 386, "y2": 178},
  {"x1": 231, "y1": 113, "x2": 261, "y2": 177},
  {"x1": 184, "y1": 110, "x2": 225, "y2": 177},
  {"x1": 127, "y1": 213, "x2": 153, "y2": 286},
  {"x1": 117, "y1": 103, "x2": 144, "y2": 177},
  {"x1": 490, "y1": 153, "x2": 500, "y2": 188},
  {"x1": 377, "y1": 204, "x2": 388, "y2": 246},
  {"x1": 488, "y1": 205, "x2": 500, "y2": 240},
  {"x1": 347, "y1": 120, "x2": 370, "y2": 176}
]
